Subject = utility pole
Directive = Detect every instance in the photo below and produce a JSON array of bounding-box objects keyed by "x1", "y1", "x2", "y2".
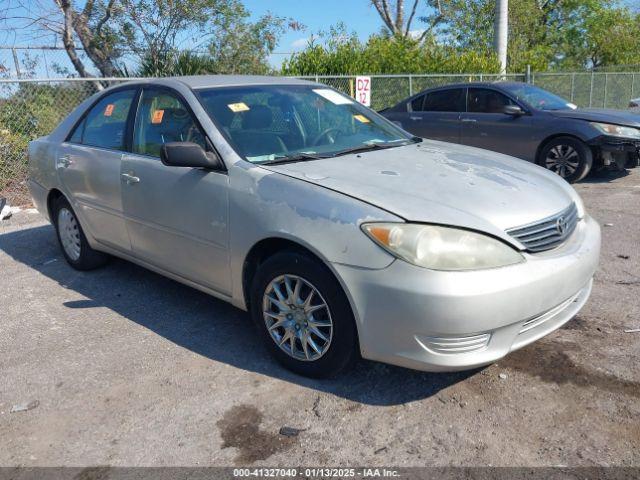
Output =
[{"x1": 494, "y1": 0, "x2": 508, "y2": 75}]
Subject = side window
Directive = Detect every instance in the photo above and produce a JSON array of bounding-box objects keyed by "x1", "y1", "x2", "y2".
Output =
[
  {"x1": 468, "y1": 88, "x2": 515, "y2": 113},
  {"x1": 422, "y1": 89, "x2": 465, "y2": 112},
  {"x1": 410, "y1": 95, "x2": 425, "y2": 112},
  {"x1": 68, "y1": 89, "x2": 135, "y2": 150},
  {"x1": 133, "y1": 89, "x2": 207, "y2": 158}
]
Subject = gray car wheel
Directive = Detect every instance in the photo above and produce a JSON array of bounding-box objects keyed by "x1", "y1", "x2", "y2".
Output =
[
  {"x1": 53, "y1": 197, "x2": 109, "y2": 271},
  {"x1": 539, "y1": 137, "x2": 593, "y2": 183},
  {"x1": 250, "y1": 251, "x2": 358, "y2": 378}
]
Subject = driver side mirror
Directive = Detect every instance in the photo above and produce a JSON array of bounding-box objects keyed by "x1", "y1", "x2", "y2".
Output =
[
  {"x1": 502, "y1": 105, "x2": 525, "y2": 116},
  {"x1": 160, "y1": 142, "x2": 225, "y2": 170}
]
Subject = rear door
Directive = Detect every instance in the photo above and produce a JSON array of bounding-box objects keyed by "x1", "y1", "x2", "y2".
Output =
[
  {"x1": 399, "y1": 88, "x2": 465, "y2": 143},
  {"x1": 56, "y1": 88, "x2": 137, "y2": 252},
  {"x1": 121, "y1": 87, "x2": 231, "y2": 294},
  {"x1": 460, "y1": 87, "x2": 532, "y2": 158}
]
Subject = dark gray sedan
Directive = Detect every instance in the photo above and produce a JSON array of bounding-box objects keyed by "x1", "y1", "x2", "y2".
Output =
[{"x1": 382, "y1": 82, "x2": 640, "y2": 182}]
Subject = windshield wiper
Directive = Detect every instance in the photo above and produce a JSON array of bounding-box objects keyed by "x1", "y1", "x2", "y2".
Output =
[
  {"x1": 329, "y1": 140, "x2": 412, "y2": 158},
  {"x1": 260, "y1": 152, "x2": 328, "y2": 165}
]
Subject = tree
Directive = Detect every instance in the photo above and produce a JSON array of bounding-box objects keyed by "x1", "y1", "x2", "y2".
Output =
[
  {"x1": 1, "y1": 0, "x2": 300, "y2": 80},
  {"x1": 134, "y1": 1, "x2": 301, "y2": 77},
  {"x1": 1, "y1": 0, "x2": 124, "y2": 82},
  {"x1": 370, "y1": 0, "x2": 448, "y2": 41},
  {"x1": 426, "y1": 0, "x2": 640, "y2": 71}
]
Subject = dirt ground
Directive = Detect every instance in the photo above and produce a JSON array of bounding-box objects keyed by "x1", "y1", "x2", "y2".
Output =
[{"x1": 0, "y1": 169, "x2": 638, "y2": 468}]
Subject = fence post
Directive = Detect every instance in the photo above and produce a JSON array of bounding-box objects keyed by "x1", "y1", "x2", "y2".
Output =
[
  {"x1": 570, "y1": 73, "x2": 575, "y2": 102},
  {"x1": 409, "y1": 74, "x2": 413, "y2": 97},
  {"x1": 632, "y1": 74, "x2": 636, "y2": 100},
  {"x1": 603, "y1": 73, "x2": 608, "y2": 108},
  {"x1": 11, "y1": 48, "x2": 21, "y2": 78},
  {"x1": 526, "y1": 64, "x2": 531, "y2": 84},
  {"x1": 589, "y1": 72, "x2": 594, "y2": 107}
]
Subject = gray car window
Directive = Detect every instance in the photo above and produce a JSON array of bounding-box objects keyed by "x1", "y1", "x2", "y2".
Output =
[
  {"x1": 421, "y1": 89, "x2": 465, "y2": 112},
  {"x1": 468, "y1": 88, "x2": 515, "y2": 113},
  {"x1": 68, "y1": 89, "x2": 135, "y2": 150},
  {"x1": 133, "y1": 89, "x2": 207, "y2": 158}
]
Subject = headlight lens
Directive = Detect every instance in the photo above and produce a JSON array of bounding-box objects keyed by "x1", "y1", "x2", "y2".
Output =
[
  {"x1": 591, "y1": 122, "x2": 640, "y2": 139},
  {"x1": 362, "y1": 223, "x2": 524, "y2": 271}
]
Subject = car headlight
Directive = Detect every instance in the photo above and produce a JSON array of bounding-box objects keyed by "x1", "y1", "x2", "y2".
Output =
[
  {"x1": 362, "y1": 223, "x2": 524, "y2": 271},
  {"x1": 590, "y1": 122, "x2": 640, "y2": 139}
]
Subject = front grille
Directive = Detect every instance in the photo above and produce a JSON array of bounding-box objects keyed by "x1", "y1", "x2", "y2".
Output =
[{"x1": 506, "y1": 203, "x2": 579, "y2": 252}]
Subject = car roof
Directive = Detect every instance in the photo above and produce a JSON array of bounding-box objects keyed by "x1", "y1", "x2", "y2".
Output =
[
  {"x1": 119, "y1": 75, "x2": 318, "y2": 90},
  {"x1": 418, "y1": 81, "x2": 525, "y2": 91}
]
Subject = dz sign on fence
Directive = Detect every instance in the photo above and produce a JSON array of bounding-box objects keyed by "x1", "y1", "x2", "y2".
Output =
[{"x1": 355, "y1": 76, "x2": 371, "y2": 106}]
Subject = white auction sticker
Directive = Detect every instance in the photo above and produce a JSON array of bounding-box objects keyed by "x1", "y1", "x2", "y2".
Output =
[{"x1": 313, "y1": 89, "x2": 353, "y2": 105}]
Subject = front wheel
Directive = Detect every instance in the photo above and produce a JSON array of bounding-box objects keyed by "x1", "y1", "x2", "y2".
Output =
[
  {"x1": 538, "y1": 137, "x2": 593, "y2": 183},
  {"x1": 250, "y1": 252, "x2": 358, "y2": 378}
]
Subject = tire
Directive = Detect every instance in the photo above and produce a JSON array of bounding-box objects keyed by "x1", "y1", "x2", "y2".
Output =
[
  {"x1": 53, "y1": 196, "x2": 109, "y2": 271},
  {"x1": 250, "y1": 251, "x2": 358, "y2": 378},
  {"x1": 538, "y1": 136, "x2": 593, "y2": 183}
]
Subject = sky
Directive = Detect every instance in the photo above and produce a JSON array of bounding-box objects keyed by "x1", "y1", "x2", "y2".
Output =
[{"x1": 239, "y1": 0, "x2": 386, "y2": 67}]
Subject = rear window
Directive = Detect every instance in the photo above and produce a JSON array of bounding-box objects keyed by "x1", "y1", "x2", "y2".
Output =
[
  {"x1": 68, "y1": 89, "x2": 136, "y2": 151},
  {"x1": 422, "y1": 89, "x2": 465, "y2": 112}
]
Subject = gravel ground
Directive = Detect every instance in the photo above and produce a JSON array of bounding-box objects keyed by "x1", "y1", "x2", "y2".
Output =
[{"x1": 0, "y1": 169, "x2": 638, "y2": 468}]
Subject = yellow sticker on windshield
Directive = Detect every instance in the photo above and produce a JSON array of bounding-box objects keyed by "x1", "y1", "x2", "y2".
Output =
[
  {"x1": 354, "y1": 114, "x2": 370, "y2": 123},
  {"x1": 227, "y1": 102, "x2": 250, "y2": 112}
]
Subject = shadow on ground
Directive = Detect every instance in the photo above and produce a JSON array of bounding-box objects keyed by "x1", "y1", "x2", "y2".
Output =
[
  {"x1": 581, "y1": 168, "x2": 630, "y2": 184},
  {"x1": 0, "y1": 224, "x2": 475, "y2": 406}
]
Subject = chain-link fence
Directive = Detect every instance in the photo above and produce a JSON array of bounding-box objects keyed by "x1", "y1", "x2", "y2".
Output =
[
  {"x1": 0, "y1": 78, "x2": 134, "y2": 205},
  {"x1": 1, "y1": 72, "x2": 639, "y2": 205}
]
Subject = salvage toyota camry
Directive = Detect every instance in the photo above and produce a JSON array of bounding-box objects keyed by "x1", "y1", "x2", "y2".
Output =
[{"x1": 28, "y1": 76, "x2": 601, "y2": 377}]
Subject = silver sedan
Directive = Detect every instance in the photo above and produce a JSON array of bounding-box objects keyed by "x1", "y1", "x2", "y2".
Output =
[{"x1": 28, "y1": 76, "x2": 601, "y2": 377}]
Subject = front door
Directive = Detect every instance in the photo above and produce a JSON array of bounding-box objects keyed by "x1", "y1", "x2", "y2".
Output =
[
  {"x1": 460, "y1": 88, "x2": 532, "y2": 159},
  {"x1": 121, "y1": 87, "x2": 231, "y2": 294},
  {"x1": 56, "y1": 88, "x2": 137, "y2": 252}
]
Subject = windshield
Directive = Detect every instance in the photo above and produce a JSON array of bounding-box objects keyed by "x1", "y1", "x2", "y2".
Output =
[
  {"x1": 196, "y1": 84, "x2": 414, "y2": 163},
  {"x1": 502, "y1": 84, "x2": 577, "y2": 111}
]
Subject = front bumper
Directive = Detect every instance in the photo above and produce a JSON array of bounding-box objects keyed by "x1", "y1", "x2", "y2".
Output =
[
  {"x1": 334, "y1": 215, "x2": 601, "y2": 372},
  {"x1": 588, "y1": 135, "x2": 640, "y2": 167}
]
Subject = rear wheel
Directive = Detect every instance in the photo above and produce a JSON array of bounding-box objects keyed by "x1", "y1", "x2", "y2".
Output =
[
  {"x1": 538, "y1": 137, "x2": 593, "y2": 183},
  {"x1": 250, "y1": 252, "x2": 358, "y2": 378},
  {"x1": 53, "y1": 197, "x2": 109, "y2": 270}
]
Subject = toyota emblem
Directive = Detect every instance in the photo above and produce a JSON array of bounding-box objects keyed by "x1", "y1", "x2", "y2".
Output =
[{"x1": 556, "y1": 216, "x2": 567, "y2": 235}]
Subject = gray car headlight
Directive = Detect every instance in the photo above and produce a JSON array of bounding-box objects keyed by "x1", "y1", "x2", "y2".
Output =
[
  {"x1": 591, "y1": 122, "x2": 640, "y2": 139},
  {"x1": 362, "y1": 223, "x2": 524, "y2": 271}
]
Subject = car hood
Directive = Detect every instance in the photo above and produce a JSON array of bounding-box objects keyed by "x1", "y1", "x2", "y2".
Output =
[
  {"x1": 549, "y1": 108, "x2": 640, "y2": 127},
  {"x1": 261, "y1": 140, "x2": 576, "y2": 244}
]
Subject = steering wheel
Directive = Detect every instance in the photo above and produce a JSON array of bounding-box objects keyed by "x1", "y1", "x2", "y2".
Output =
[{"x1": 311, "y1": 127, "x2": 341, "y2": 146}]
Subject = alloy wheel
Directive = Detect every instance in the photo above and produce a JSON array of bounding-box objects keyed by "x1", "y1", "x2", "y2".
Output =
[
  {"x1": 262, "y1": 274, "x2": 333, "y2": 362},
  {"x1": 545, "y1": 144, "x2": 580, "y2": 178}
]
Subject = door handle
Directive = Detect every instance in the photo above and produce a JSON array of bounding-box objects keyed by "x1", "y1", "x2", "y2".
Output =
[
  {"x1": 461, "y1": 118, "x2": 477, "y2": 123},
  {"x1": 57, "y1": 155, "x2": 73, "y2": 168},
  {"x1": 410, "y1": 116, "x2": 422, "y2": 121},
  {"x1": 121, "y1": 172, "x2": 140, "y2": 184}
]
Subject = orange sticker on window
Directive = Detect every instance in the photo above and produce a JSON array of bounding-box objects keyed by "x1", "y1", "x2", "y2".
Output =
[
  {"x1": 104, "y1": 104, "x2": 115, "y2": 116},
  {"x1": 151, "y1": 109, "x2": 164, "y2": 124}
]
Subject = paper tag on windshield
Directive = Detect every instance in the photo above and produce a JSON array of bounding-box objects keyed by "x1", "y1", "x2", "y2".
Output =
[
  {"x1": 228, "y1": 102, "x2": 250, "y2": 112},
  {"x1": 353, "y1": 114, "x2": 370, "y2": 123},
  {"x1": 313, "y1": 89, "x2": 353, "y2": 105},
  {"x1": 104, "y1": 104, "x2": 115, "y2": 117},
  {"x1": 151, "y1": 109, "x2": 164, "y2": 124}
]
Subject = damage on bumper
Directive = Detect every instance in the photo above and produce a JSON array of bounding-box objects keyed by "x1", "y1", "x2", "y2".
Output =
[
  {"x1": 333, "y1": 215, "x2": 601, "y2": 372},
  {"x1": 588, "y1": 135, "x2": 640, "y2": 168}
]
